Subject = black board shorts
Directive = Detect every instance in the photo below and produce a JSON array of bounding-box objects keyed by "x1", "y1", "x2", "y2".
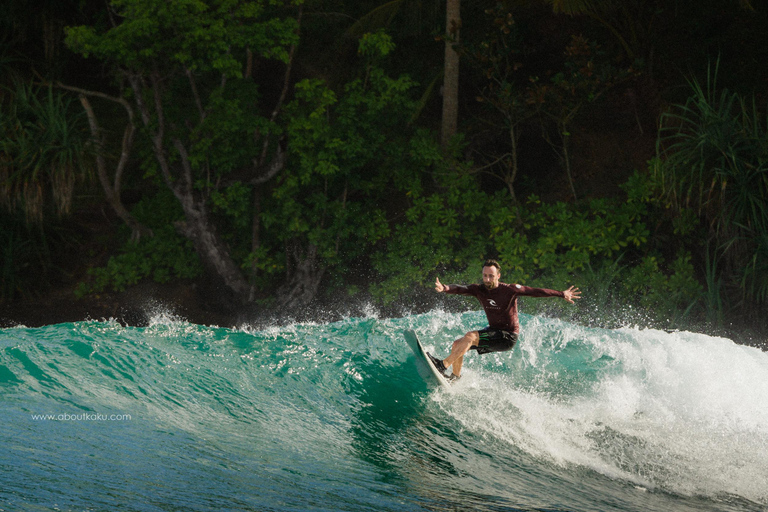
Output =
[{"x1": 471, "y1": 327, "x2": 518, "y2": 355}]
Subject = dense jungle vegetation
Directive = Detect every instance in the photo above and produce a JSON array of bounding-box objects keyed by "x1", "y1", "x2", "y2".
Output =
[{"x1": 1, "y1": 0, "x2": 767, "y2": 342}]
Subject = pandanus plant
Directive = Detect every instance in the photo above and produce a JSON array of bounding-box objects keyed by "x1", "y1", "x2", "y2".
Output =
[
  {"x1": 0, "y1": 81, "x2": 90, "y2": 224},
  {"x1": 655, "y1": 62, "x2": 768, "y2": 323}
]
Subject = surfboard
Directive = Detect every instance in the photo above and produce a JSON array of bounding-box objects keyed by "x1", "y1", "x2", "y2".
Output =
[{"x1": 403, "y1": 329, "x2": 450, "y2": 388}]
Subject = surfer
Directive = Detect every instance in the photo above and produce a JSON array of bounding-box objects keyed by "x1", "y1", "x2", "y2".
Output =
[{"x1": 428, "y1": 259, "x2": 581, "y2": 380}]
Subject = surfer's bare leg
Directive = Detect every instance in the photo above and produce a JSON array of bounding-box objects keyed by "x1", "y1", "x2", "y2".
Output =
[{"x1": 443, "y1": 331, "x2": 479, "y2": 377}]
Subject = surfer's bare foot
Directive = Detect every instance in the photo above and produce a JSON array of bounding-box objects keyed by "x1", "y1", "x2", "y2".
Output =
[{"x1": 447, "y1": 373, "x2": 461, "y2": 382}]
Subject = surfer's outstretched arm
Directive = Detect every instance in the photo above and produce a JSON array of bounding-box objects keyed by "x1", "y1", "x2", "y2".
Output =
[{"x1": 435, "y1": 277, "x2": 447, "y2": 293}]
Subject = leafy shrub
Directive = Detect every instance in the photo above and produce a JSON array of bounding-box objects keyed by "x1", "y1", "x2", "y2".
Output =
[
  {"x1": 624, "y1": 253, "x2": 703, "y2": 324},
  {"x1": 75, "y1": 191, "x2": 203, "y2": 296},
  {"x1": 656, "y1": 62, "x2": 768, "y2": 310},
  {"x1": 75, "y1": 224, "x2": 202, "y2": 296},
  {"x1": 371, "y1": 165, "x2": 708, "y2": 330}
]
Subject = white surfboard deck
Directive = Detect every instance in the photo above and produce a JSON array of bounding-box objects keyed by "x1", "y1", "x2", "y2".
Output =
[{"x1": 403, "y1": 329, "x2": 450, "y2": 388}]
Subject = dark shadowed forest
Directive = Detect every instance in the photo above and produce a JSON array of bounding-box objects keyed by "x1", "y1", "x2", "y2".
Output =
[{"x1": 1, "y1": 0, "x2": 767, "y2": 345}]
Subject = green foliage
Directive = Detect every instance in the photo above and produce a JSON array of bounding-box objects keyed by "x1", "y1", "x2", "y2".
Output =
[
  {"x1": 656, "y1": 64, "x2": 768, "y2": 236},
  {"x1": 358, "y1": 30, "x2": 396, "y2": 59},
  {"x1": 482, "y1": 186, "x2": 650, "y2": 292},
  {"x1": 64, "y1": 0, "x2": 305, "y2": 302},
  {"x1": 76, "y1": 191, "x2": 203, "y2": 296},
  {"x1": 65, "y1": 0, "x2": 301, "y2": 183},
  {"x1": 65, "y1": 0, "x2": 299, "y2": 74},
  {"x1": 189, "y1": 81, "x2": 272, "y2": 178},
  {"x1": 260, "y1": 38, "x2": 418, "y2": 284},
  {"x1": 76, "y1": 224, "x2": 202, "y2": 296},
  {"x1": 0, "y1": 81, "x2": 91, "y2": 300},
  {"x1": 624, "y1": 253, "x2": 703, "y2": 324},
  {"x1": 656, "y1": 61, "x2": 768, "y2": 308},
  {"x1": 371, "y1": 168, "x2": 700, "y2": 327},
  {"x1": 210, "y1": 182, "x2": 252, "y2": 233},
  {"x1": 0, "y1": 81, "x2": 90, "y2": 223},
  {"x1": 3, "y1": 0, "x2": 766, "y2": 335},
  {"x1": 372, "y1": 161, "x2": 502, "y2": 303}
]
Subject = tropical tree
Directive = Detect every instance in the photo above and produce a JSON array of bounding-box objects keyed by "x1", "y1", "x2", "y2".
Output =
[
  {"x1": 65, "y1": 0, "x2": 302, "y2": 304},
  {"x1": 261, "y1": 31, "x2": 416, "y2": 308},
  {"x1": 343, "y1": 0, "x2": 462, "y2": 150}
]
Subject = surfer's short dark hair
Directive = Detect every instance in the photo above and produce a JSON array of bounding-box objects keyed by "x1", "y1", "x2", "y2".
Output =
[{"x1": 482, "y1": 259, "x2": 500, "y2": 272}]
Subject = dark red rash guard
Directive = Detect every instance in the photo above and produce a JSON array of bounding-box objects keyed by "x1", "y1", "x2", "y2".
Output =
[{"x1": 445, "y1": 283, "x2": 564, "y2": 334}]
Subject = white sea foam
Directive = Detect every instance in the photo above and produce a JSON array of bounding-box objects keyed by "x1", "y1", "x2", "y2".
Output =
[{"x1": 440, "y1": 314, "x2": 768, "y2": 505}]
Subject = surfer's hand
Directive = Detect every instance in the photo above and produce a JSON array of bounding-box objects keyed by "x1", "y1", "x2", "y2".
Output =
[
  {"x1": 563, "y1": 286, "x2": 581, "y2": 304},
  {"x1": 435, "y1": 278, "x2": 446, "y2": 293}
]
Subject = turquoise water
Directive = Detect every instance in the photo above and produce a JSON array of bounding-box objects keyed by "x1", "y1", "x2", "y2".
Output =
[{"x1": 1, "y1": 309, "x2": 767, "y2": 511}]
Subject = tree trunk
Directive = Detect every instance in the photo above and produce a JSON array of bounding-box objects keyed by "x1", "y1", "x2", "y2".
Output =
[
  {"x1": 441, "y1": 0, "x2": 460, "y2": 150},
  {"x1": 174, "y1": 197, "x2": 251, "y2": 303},
  {"x1": 276, "y1": 241, "x2": 325, "y2": 310},
  {"x1": 507, "y1": 122, "x2": 520, "y2": 204},
  {"x1": 126, "y1": 72, "x2": 251, "y2": 304},
  {"x1": 560, "y1": 124, "x2": 577, "y2": 201},
  {"x1": 170, "y1": 139, "x2": 251, "y2": 303}
]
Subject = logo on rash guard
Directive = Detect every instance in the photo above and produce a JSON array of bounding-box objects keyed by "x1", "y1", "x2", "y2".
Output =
[{"x1": 487, "y1": 299, "x2": 498, "y2": 307}]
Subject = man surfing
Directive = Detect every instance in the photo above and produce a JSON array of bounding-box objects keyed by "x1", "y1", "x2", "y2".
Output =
[{"x1": 428, "y1": 259, "x2": 581, "y2": 380}]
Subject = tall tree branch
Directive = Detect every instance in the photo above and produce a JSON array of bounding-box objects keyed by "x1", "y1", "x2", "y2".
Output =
[
  {"x1": 52, "y1": 81, "x2": 151, "y2": 240},
  {"x1": 186, "y1": 67, "x2": 206, "y2": 121}
]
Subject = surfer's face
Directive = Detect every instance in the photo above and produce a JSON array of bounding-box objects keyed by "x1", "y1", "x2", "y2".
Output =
[{"x1": 482, "y1": 266, "x2": 500, "y2": 290}]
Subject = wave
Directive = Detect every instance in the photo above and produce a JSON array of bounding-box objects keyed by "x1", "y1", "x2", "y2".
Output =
[{"x1": 1, "y1": 310, "x2": 767, "y2": 511}]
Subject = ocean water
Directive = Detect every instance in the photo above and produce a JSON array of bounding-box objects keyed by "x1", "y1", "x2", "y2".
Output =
[{"x1": 1, "y1": 309, "x2": 767, "y2": 512}]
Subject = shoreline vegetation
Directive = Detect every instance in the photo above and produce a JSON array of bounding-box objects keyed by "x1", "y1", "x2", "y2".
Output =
[
  {"x1": 1, "y1": 1, "x2": 767, "y2": 348},
  {"x1": 3, "y1": 277, "x2": 766, "y2": 352}
]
